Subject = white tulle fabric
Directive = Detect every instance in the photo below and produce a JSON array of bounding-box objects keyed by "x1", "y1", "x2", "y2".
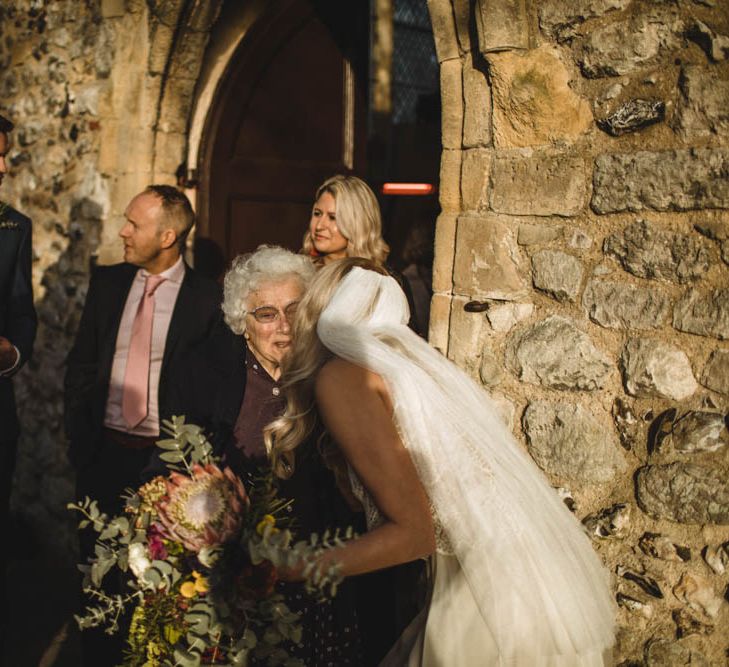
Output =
[{"x1": 317, "y1": 268, "x2": 616, "y2": 666}]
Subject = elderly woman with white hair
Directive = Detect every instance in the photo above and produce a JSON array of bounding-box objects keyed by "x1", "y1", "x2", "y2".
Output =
[
  {"x1": 217, "y1": 245, "x2": 315, "y2": 463},
  {"x1": 160, "y1": 245, "x2": 315, "y2": 464},
  {"x1": 215, "y1": 245, "x2": 367, "y2": 665}
]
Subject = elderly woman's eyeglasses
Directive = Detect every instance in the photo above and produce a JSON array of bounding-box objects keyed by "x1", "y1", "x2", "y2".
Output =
[{"x1": 249, "y1": 301, "x2": 300, "y2": 324}]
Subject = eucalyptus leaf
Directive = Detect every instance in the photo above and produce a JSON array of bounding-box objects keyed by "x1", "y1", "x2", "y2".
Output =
[
  {"x1": 156, "y1": 439, "x2": 184, "y2": 450},
  {"x1": 159, "y1": 451, "x2": 185, "y2": 463},
  {"x1": 143, "y1": 568, "x2": 162, "y2": 588}
]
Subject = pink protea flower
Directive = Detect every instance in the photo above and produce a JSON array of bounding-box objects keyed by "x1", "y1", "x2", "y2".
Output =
[{"x1": 155, "y1": 464, "x2": 249, "y2": 552}]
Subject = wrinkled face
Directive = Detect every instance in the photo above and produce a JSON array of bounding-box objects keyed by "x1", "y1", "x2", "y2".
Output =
[
  {"x1": 119, "y1": 192, "x2": 166, "y2": 270},
  {"x1": 309, "y1": 191, "x2": 348, "y2": 260},
  {"x1": 245, "y1": 277, "x2": 303, "y2": 375},
  {"x1": 0, "y1": 132, "x2": 9, "y2": 188}
]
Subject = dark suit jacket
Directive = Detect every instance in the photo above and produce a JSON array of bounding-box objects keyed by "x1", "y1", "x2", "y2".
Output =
[
  {"x1": 0, "y1": 205, "x2": 37, "y2": 441},
  {"x1": 63, "y1": 261, "x2": 224, "y2": 468},
  {"x1": 139, "y1": 327, "x2": 246, "y2": 482}
]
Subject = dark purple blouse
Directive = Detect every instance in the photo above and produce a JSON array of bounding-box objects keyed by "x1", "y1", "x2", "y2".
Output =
[{"x1": 231, "y1": 352, "x2": 285, "y2": 460}]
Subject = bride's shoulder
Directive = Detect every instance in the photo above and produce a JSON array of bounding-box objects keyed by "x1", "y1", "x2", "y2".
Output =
[{"x1": 315, "y1": 358, "x2": 385, "y2": 396}]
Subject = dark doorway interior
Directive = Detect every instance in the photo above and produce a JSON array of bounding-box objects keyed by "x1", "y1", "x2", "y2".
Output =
[
  {"x1": 199, "y1": 0, "x2": 441, "y2": 334},
  {"x1": 199, "y1": 0, "x2": 369, "y2": 271}
]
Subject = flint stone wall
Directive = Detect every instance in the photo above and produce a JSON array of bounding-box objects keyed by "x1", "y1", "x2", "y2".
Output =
[
  {"x1": 1, "y1": 0, "x2": 222, "y2": 560},
  {"x1": 430, "y1": 0, "x2": 729, "y2": 662}
]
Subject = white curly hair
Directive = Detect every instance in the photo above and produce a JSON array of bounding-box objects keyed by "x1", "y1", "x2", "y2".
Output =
[{"x1": 222, "y1": 245, "x2": 316, "y2": 335}]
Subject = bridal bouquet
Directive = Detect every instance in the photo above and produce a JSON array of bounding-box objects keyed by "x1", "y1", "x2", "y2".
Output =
[{"x1": 69, "y1": 416, "x2": 349, "y2": 667}]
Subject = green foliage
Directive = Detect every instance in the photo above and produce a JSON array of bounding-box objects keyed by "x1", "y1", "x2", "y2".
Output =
[{"x1": 68, "y1": 416, "x2": 349, "y2": 667}]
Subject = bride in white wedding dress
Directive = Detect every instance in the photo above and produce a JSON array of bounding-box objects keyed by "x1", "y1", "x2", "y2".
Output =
[{"x1": 265, "y1": 257, "x2": 616, "y2": 666}]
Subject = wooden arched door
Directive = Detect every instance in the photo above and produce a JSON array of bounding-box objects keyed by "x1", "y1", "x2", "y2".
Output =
[{"x1": 199, "y1": 0, "x2": 369, "y2": 268}]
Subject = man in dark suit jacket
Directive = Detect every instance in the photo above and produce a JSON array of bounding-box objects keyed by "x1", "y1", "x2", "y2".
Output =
[
  {"x1": 0, "y1": 113, "x2": 38, "y2": 657},
  {"x1": 64, "y1": 184, "x2": 224, "y2": 665}
]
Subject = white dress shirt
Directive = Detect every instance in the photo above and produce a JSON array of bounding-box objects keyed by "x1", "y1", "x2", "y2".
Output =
[{"x1": 104, "y1": 256, "x2": 185, "y2": 435}]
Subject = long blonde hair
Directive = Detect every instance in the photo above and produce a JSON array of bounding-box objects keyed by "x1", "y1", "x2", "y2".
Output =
[
  {"x1": 302, "y1": 175, "x2": 390, "y2": 264},
  {"x1": 264, "y1": 257, "x2": 389, "y2": 478}
]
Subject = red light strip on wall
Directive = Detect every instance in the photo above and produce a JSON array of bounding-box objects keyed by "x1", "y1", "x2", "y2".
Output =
[{"x1": 381, "y1": 182, "x2": 435, "y2": 196}]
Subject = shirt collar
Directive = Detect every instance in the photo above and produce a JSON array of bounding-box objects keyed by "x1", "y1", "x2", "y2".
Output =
[{"x1": 138, "y1": 255, "x2": 185, "y2": 284}]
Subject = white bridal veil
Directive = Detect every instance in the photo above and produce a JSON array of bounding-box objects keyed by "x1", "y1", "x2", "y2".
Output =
[{"x1": 317, "y1": 267, "x2": 615, "y2": 666}]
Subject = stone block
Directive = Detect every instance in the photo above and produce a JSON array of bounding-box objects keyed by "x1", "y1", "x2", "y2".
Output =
[
  {"x1": 427, "y1": 0, "x2": 460, "y2": 63},
  {"x1": 428, "y1": 293, "x2": 452, "y2": 354},
  {"x1": 488, "y1": 46, "x2": 593, "y2": 148},
  {"x1": 147, "y1": 23, "x2": 176, "y2": 76},
  {"x1": 71, "y1": 82, "x2": 102, "y2": 116},
  {"x1": 490, "y1": 152, "x2": 587, "y2": 216},
  {"x1": 603, "y1": 220, "x2": 710, "y2": 284},
  {"x1": 168, "y1": 31, "x2": 210, "y2": 81},
  {"x1": 447, "y1": 296, "x2": 488, "y2": 376},
  {"x1": 440, "y1": 59, "x2": 464, "y2": 150},
  {"x1": 592, "y1": 149, "x2": 729, "y2": 213},
  {"x1": 578, "y1": 6, "x2": 682, "y2": 78},
  {"x1": 621, "y1": 338, "x2": 698, "y2": 401},
  {"x1": 538, "y1": 0, "x2": 631, "y2": 42},
  {"x1": 439, "y1": 149, "x2": 462, "y2": 212},
  {"x1": 672, "y1": 64, "x2": 729, "y2": 141},
  {"x1": 101, "y1": 0, "x2": 125, "y2": 19},
  {"x1": 636, "y1": 463, "x2": 729, "y2": 524},
  {"x1": 673, "y1": 288, "x2": 729, "y2": 340},
  {"x1": 669, "y1": 412, "x2": 727, "y2": 453},
  {"x1": 485, "y1": 302, "x2": 533, "y2": 332},
  {"x1": 644, "y1": 639, "x2": 709, "y2": 667},
  {"x1": 479, "y1": 347, "x2": 502, "y2": 386},
  {"x1": 188, "y1": 0, "x2": 223, "y2": 32},
  {"x1": 701, "y1": 349, "x2": 729, "y2": 395},
  {"x1": 460, "y1": 148, "x2": 491, "y2": 212},
  {"x1": 506, "y1": 316, "x2": 612, "y2": 390},
  {"x1": 157, "y1": 75, "x2": 196, "y2": 134},
  {"x1": 531, "y1": 249, "x2": 584, "y2": 303},
  {"x1": 517, "y1": 223, "x2": 562, "y2": 245},
  {"x1": 452, "y1": 0, "x2": 472, "y2": 53},
  {"x1": 523, "y1": 401, "x2": 625, "y2": 483},
  {"x1": 452, "y1": 214, "x2": 527, "y2": 299},
  {"x1": 153, "y1": 130, "x2": 186, "y2": 176},
  {"x1": 686, "y1": 19, "x2": 729, "y2": 63},
  {"x1": 568, "y1": 230, "x2": 592, "y2": 250},
  {"x1": 462, "y1": 65, "x2": 491, "y2": 148},
  {"x1": 99, "y1": 121, "x2": 154, "y2": 175},
  {"x1": 582, "y1": 280, "x2": 672, "y2": 330},
  {"x1": 673, "y1": 572, "x2": 724, "y2": 619},
  {"x1": 475, "y1": 0, "x2": 528, "y2": 54},
  {"x1": 432, "y1": 212, "x2": 458, "y2": 293}
]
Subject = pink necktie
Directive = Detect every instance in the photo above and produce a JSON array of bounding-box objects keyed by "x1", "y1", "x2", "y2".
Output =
[{"x1": 121, "y1": 274, "x2": 166, "y2": 429}]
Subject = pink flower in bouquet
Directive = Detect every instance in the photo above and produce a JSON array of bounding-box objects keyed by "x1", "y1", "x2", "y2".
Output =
[
  {"x1": 156, "y1": 464, "x2": 249, "y2": 552},
  {"x1": 147, "y1": 525, "x2": 169, "y2": 561}
]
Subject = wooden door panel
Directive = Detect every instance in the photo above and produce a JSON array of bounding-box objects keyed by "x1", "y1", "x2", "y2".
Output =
[
  {"x1": 201, "y1": 0, "x2": 368, "y2": 265},
  {"x1": 228, "y1": 200, "x2": 311, "y2": 252}
]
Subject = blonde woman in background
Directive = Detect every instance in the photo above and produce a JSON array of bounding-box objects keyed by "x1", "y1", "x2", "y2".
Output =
[
  {"x1": 303, "y1": 174, "x2": 390, "y2": 266},
  {"x1": 303, "y1": 174, "x2": 423, "y2": 338}
]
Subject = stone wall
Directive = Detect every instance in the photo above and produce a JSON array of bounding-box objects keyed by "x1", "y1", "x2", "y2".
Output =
[
  {"x1": 1, "y1": 0, "x2": 728, "y2": 663},
  {"x1": 0, "y1": 0, "x2": 220, "y2": 559},
  {"x1": 427, "y1": 0, "x2": 729, "y2": 663}
]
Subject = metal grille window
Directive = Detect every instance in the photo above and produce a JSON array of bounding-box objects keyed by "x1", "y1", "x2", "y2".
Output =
[
  {"x1": 393, "y1": 0, "x2": 438, "y2": 124},
  {"x1": 370, "y1": 0, "x2": 439, "y2": 126}
]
